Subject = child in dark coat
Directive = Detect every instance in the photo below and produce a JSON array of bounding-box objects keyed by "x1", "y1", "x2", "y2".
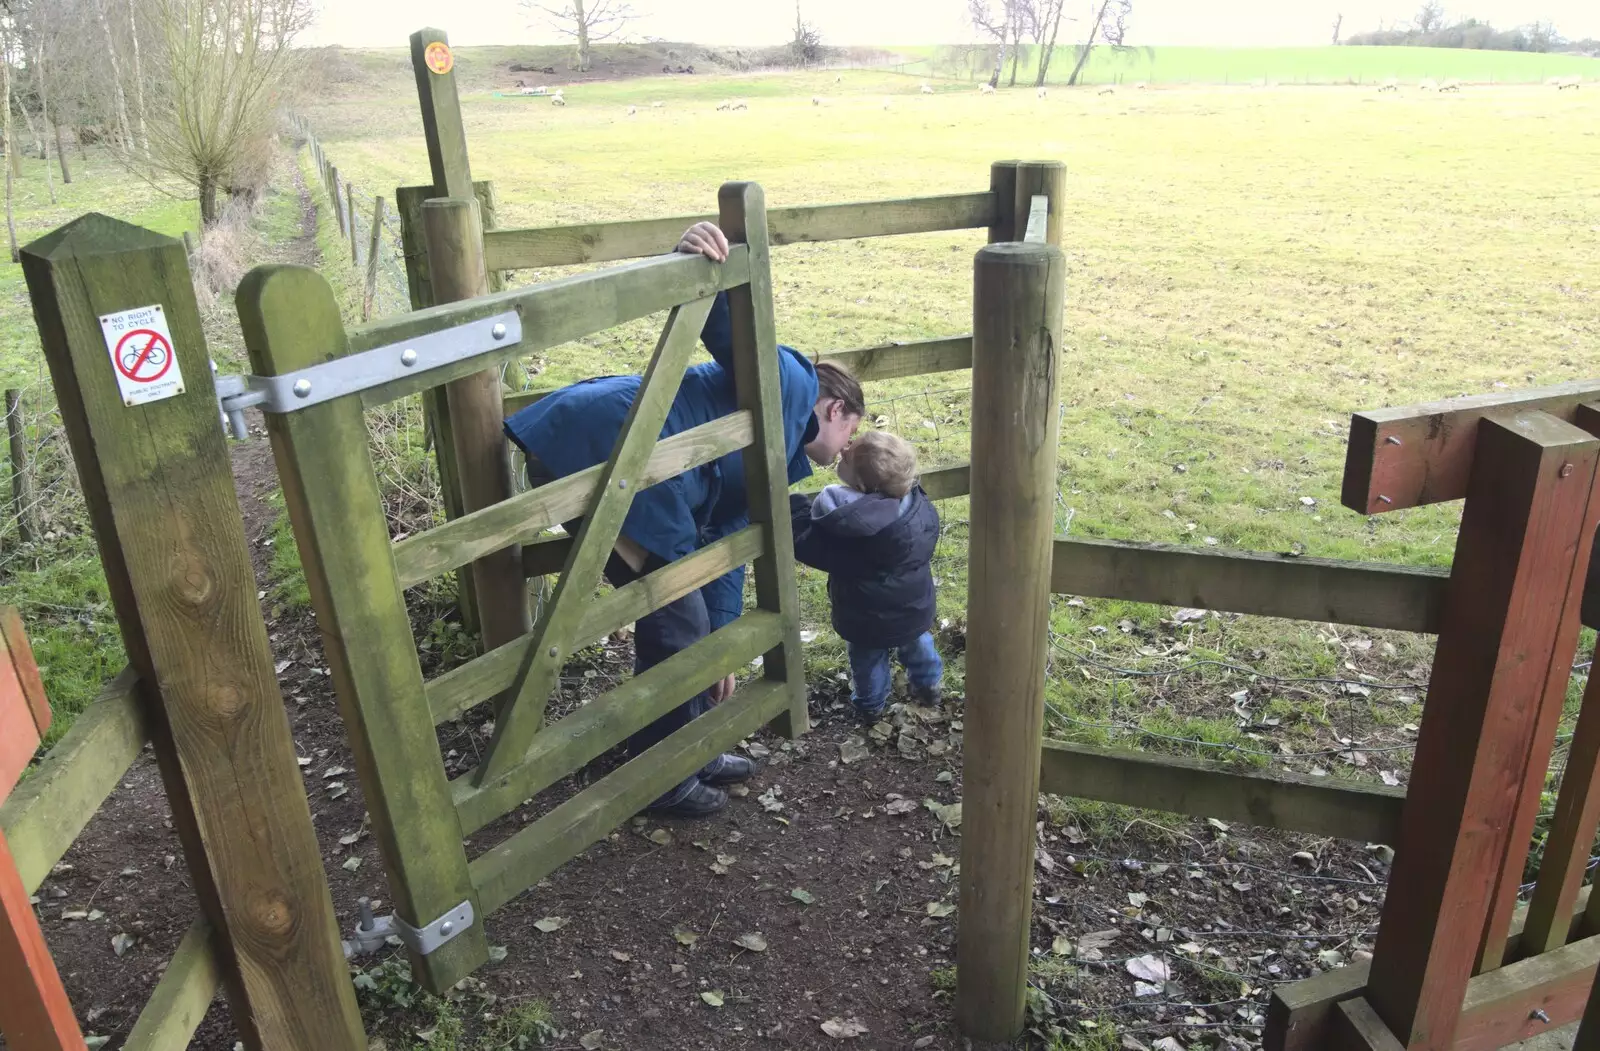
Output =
[{"x1": 790, "y1": 432, "x2": 942, "y2": 720}]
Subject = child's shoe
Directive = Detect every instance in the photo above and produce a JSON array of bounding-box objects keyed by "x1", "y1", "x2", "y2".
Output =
[
  {"x1": 854, "y1": 700, "x2": 887, "y2": 724},
  {"x1": 909, "y1": 683, "x2": 943, "y2": 708}
]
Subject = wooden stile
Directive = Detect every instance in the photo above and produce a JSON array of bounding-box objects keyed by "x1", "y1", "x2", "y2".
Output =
[
  {"x1": 1365, "y1": 412, "x2": 1599, "y2": 1050},
  {"x1": 22, "y1": 215, "x2": 365, "y2": 1049},
  {"x1": 956, "y1": 241, "x2": 1066, "y2": 1042},
  {"x1": 410, "y1": 27, "x2": 474, "y2": 199},
  {"x1": 237, "y1": 263, "x2": 489, "y2": 994},
  {"x1": 120, "y1": 920, "x2": 222, "y2": 1051}
]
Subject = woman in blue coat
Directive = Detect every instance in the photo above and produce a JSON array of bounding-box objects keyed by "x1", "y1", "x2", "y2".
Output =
[{"x1": 504, "y1": 223, "x2": 865, "y2": 817}]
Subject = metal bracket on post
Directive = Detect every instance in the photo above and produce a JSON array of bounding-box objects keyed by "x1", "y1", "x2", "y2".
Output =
[
  {"x1": 216, "y1": 309, "x2": 521, "y2": 426},
  {"x1": 342, "y1": 896, "x2": 476, "y2": 960}
]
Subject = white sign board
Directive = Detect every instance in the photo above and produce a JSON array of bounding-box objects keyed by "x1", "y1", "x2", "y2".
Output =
[{"x1": 98, "y1": 304, "x2": 185, "y2": 407}]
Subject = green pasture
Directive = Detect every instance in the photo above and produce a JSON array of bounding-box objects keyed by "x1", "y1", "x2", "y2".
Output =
[{"x1": 300, "y1": 69, "x2": 1599, "y2": 765}]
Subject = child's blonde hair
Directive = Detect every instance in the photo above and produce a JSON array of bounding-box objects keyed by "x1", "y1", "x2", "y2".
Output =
[{"x1": 846, "y1": 431, "x2": 918, "y2": 498}]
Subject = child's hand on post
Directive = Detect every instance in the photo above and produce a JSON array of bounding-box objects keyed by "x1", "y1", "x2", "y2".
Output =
[{"x1": 708, "y1": 673, "x2": 736, "y2": 704}]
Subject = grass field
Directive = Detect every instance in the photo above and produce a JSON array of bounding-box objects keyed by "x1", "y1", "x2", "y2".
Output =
[{"x1": 300, "y1": 67, "x2": 1600, "y2": 777}]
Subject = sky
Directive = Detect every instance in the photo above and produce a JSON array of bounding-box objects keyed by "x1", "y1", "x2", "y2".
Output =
[{"x1": 303, "y1": 0, "x2": 1600, "y2": 49}]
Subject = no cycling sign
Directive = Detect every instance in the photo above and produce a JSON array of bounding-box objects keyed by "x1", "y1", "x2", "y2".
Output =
[{"x1": 99, "y1": 304, "x2": 185, "y2": 407}]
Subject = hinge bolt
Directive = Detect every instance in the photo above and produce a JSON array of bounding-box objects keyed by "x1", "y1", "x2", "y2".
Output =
[
  {"x1": 1560, "y1": 463, "x2": 1574, "y2": 478},
  {"x1": 401, "y1": 349, "x2": 418, "y2": 367},
  {"x1": 1378, "y1": 495, "x2": 1393, "y2": 504},
  {"x1": 1532, "y1": 1009, "x2": 1551, "y2": 1024},
  {"x1": 293, "y1": 379, "x2": 312, "y2": 398},
  {"x1": 439, "y1": 921, "x2": 454, "y2": 937},
  {"x1": 548, "y1": 646, "x2": 559, "y2": 658},
  {"x1": 618, "y1": 479, "x2": 629, "y2": 489},
  {"x1": 1385, "y1": 436, "x2": 1402, "y2": 445},
  {"x1": 491, "y1": 323, "x2": 507, "y2": 340}
]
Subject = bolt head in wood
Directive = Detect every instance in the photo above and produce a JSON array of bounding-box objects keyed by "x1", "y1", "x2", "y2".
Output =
[
  {"x1": 548, "y1": 646, "x2": 559, "y2": 658},
  {"x1": 492, "y1": 323, "x2": 507, "y2": 340},
  {"x1": 401, "y1": 349, "x2": 418, "y2": 367},
  {"x1": 439, "y1": 921, "x2": 454, "y2": 936},
  {"x1": 293, "y1": 379, "x2": 312, "y2": 398},
  {"x1": 1560, "y1": 463, "x2": 1574, "y2": 478}
]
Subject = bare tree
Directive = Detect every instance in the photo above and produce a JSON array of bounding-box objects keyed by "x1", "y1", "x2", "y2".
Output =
[
  {"x1": 1414, "y1": 2, "x2": 1445, "y2": 34},
  {"x1": 145, "y1": 0, "x2": 309, "y2": 225},
  {"x1": 524, "y1": 0, "x2": 633, "y2": 73},
  {"x1": 3, "y1": 24, "x2": 18, "y2": 261},
  {"x1": 790, "y1": 3, "x2": 826, "y2": 67},
  {"x1": 969, "y1": 0, "x2": 1015, "y2": 88},
  {"x1": 1332, "y1": 12, "x2": 1343, "y2": 44},
  {"x1": 1065, "y1": 0, "x2": 1111, "y2": 86},
  {"x1": 125, "y1": 0, "x2": 150, "y2": 154},
  {"x1": 1101, "y1": 0, "x2": 1131, "y2": 46},
  {"x1": 1034, "y1": 0, "x2": 1070, "y2": 86},
  {"x1": 93, "y1": 0, "x2": 135, "y2": 148}
]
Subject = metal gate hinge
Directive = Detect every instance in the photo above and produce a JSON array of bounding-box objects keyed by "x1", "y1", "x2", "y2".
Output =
[
  {"x1": 212, "y1": 309, "x2": 521, "y2": 439},
  {"x1": 342, "y1": 896, "x2": 476, "y2": 959}
]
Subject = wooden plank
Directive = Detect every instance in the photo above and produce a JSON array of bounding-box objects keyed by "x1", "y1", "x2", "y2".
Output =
[
  {"x1": 481, "y1": 191, "x2": 998, "y2": 271},
  {"x1": 522, "y1": 535, "x2": 573, "y2": 578},
  {"x1": 1268, "y1": 889, "x2": 1594, "y2": 1051},
  {"x1": 0, "y1": 828, "x2": 84, "y2": 1050},
  {"x1": 0, "y1": 608, "x2": 51, "y2": 738},
  {"x1": 452, "y1": 611, "x2": 784, "y2": 834},
  {"x1": 1051, "y1": 536, "x2": 1450, "y2": 632},
  {"x1": 409, "y1": 27, "x2": 473, "y2": 199},
  {"x1": 393, "y1": 412, "x2": 753, "y2": 588},
  {"x1": 238, "y1": 263, "x2": 487, "y2": 994},
  {"x1": 1331, "y1": 999, "x2": 1407, "y2": 1051},
  {"x1": 1341, "y1": 380, "x2": 1600, "y2": 514},
  {"x1": 24, "y1": 217, "x2": 365, "y2": 1048},
  {"x1": 719, "y1": 181, "x2": 809, "y2": 739},
  {"x1": 0, "y1": 652, "x2": 42, "y2": 797},
  {"x1": 474, "y1": 296, "x2": 717, "y2": 783},
  {"x1": 427, "y1": 526, "x2": 766, "y2": 724},
  {"x1": 1038, "y1": 739, "x2": 1405, "y2": 843},
  {"x1": 1366, "y1": 411, "x2": 1600, "y2": 1051},
  {"x1": 955, "y1": 241, "x2": 1066, "y2": 1044},
  {"x1": 469, "y1": 680, "x2": 789, "y2": 913},
  {"x1": 122, "y1": 919, "x2": 221, "y2": 1051},
  {"x1": 920, "y1": 463, "x2": 970, "y2": 501},
  {"x1": 423, "y1": 196, "x2": 528, "y2": 650},
  {"x1": 1455, "y1": 930, "x2": 1600, "y2": 1051},
  {"x1": 1575, "y1": 957, "x2": 1600, "y2": 1051},
  {"x1": 0, "y1": 669, "x2": 145, "y2": 895},
  {"x1": 814, "y1": 335, "x2": 972, "y2": 383},
  {"x1": 348, "y1": 246, "x2": 750, "y2": 408}
]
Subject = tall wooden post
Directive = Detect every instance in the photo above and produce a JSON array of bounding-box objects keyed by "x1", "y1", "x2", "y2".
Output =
[
  {"x1": 347, "y1": 180, "x2": 359, "y2": 265},
  {"x1": 6, "y1": 390, "x2": 36, "y2": 545},
  {"x1": 956, "y1": 240, "x2": 1065, "y2": 1042},
  {"x1": 410, "y1": 27, "x2": 474, "y2": 199},
  {"x1": 1365, "y1": 412, "x2": 1599, "y2": 1050},
  {"x1": 20, "y1": 214, "x2": 365, "y2": 1050},
  {"x1": 422, "y1": 197, "x2": 528, "y2": 649},
  {"x1": 989, "y1": 160, "x2": 1066, "y2": 245},
  {"x1": 363, "y1": 195, "x2": 385, "y2": 321}
]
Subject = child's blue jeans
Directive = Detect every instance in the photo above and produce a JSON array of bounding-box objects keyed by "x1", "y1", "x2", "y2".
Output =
[{"x1": 848, "y1": 632, "x2": 943, "y2": 715}]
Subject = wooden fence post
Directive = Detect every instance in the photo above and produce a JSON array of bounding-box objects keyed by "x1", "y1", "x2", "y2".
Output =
[
  {"x1": 990, "y1": 159, "x2": 1066, "y2": 246},
  {"x1": 422, "y1": 197, "x2": 528, "y2": 649},
  {"x1": 20, "y1": 214, "x2": 366, "y2": 1051},
  {"x1": 363, "y1": 195, "x2": 385, "y2": 321},
  {"x1": 329, "y1": 165, "x2": 345, "y2": 238},
  {"x1": 347, "y1": 180, "x2": 359, "y2": 265},
  {"x1": 5, "y1": 390, "x2": 36, "y2": 545},
  {"x1": 956, "y1": 240, "x2": 1066, "y2": 1042},
  {"x1": 1365, "y1": 412, "x2": 1600, "y2": 1050}
]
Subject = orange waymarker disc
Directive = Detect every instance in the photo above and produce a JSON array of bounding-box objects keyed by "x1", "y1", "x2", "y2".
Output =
[{"x1": 425, "y1": 41, "x2": 453, "y2": 75}]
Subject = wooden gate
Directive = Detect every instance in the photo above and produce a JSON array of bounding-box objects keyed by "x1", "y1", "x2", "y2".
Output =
[{"x1": 235, "y1": 182, "x2": 806, "y2": 993}]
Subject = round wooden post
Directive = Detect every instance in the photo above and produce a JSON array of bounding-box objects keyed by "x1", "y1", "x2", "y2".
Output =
[
  {"x1": 956, "y1": 240, "x2": 1065, "y2": 1042},
  {"x1": 422, "y1": 196, "x2": 528, "y2": 649},
  {"x1": 989, "y1": 160, "x2": 1066, "y2": 245}
]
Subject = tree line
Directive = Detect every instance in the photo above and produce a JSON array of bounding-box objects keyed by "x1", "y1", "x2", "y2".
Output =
[
  {"x1": 1340, "y1": 2, "x2": 1579, "y2": 53},
  {"x1": 1, "y1": 0, "x2": 312, "y2": 244},
  {"x1": 967, "y1": 0, "x2": 1133, "y2": 89}
]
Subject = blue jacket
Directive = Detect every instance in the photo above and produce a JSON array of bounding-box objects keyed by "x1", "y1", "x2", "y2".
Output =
[
  {"x1": 503, "y1": 292, "x2": 819, "y2": 630},
  {"x1": 790, "y1": 484, "x2": 940, "y2": 649}
]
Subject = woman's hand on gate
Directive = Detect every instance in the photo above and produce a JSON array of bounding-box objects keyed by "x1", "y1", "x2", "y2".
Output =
[
  {"x1": 708, "y1": 673, "x2": 736, "y2": 705},
  {"x1": 677, "y1": 222, "x2": 729, "y2": 263}
]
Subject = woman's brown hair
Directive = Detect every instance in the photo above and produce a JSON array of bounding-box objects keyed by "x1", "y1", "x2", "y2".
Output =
[{"x1": 814, "y1": 360, "x2": 866, "y2": 418}]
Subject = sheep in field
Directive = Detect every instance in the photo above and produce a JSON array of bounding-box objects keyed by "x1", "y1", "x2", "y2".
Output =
[
  {"x1": 1379, "y1": 77, "x2": 1399, "y2": 92},
  {"x1": 626, "y1": 105, "x2": 637, "y2": 116},
  {"x1": 921, "y1": 82, "x2": 935, "y2": 94},
  {"x1": 732, "y1": 99, "x2": 748, "y2": 110},
  {"x1": 716, "y1": 99, "x2": 732, "y2": 111},
  {"x1": 650, "y1": 101, "x2": 664, "y2": 108},
  {"x1": 1133, "y1": 81, "x2": 1148, "y2": 89},
  {"x1": 811, "y1": 95, "x2": 825, "y2": 105},
  {"x1": 1440, "y1": 78, "x2": 1461, "y2": 92},
  {"x1": 1036, "y1": 86, "x2": 1048, "y2": 98},
  {"x1": 1098, "y1": 85, "x2": 1115, "y2": 95},
  {"x1": 1558, "y1": 76, "x2": 1582, "y2": 90},
  {"x1": 1419, "y1": 78, "x2": 1439, "y2": 91},
  {"x1": 551, "y1": 89, "x2": 566, "y2": 106},
  {"x1": 979, "y1": 82, "x2": 995, "y2": 94}
]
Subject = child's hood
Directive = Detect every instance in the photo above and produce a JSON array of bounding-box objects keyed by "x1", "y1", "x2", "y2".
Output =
[{"x1": 811, "y1": 484, "x2": 916, "y2": 538}]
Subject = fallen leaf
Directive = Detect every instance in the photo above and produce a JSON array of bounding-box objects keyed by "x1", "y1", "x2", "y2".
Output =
[
  {"x1": 820, "y1": 1017, "x2": 868, "y2": 1039},
  {"x1": 734, "y1": 932, "x2": 768, "y2": 953},
  {"x1": 1206, "y1": 818, "x2": 1230, "y2": 833},
  {"x1": 1127, "y1": 891, "x2": 1149, "y2": 909},
  {"x1": 924, "y1": 799, "x2": 962, "y2": 830},
  {"x1": 1117, "y1": 619, "x2": 1135, "y2": 633},
  {"x1": 61, "y1": 910, "x2": 88, "y2": 921},
  {"x1": 1126, "y1": 954, "x2": 1171, "y2": 983},
  {"x1": 1231, "y1": 881, "x2": 1253, "y2": 893},
  {"x1": 839, "y1": 737, "x2": 870, "y2": 764},
  {"x1": 1036, "y1": 847, "x2": 1056, "y2": 873},
  {"x1": 579, "y1": 1031, "x2": 604, "y2": 1051},
  {"x1": 790, "y1": 888, "x2": 815, "y2": 906},
  {"x1": 326, "y1": 782, "x2": 349, "y2": 800},
  {"x1": 1134, "y1": 981, "x2": 1163, "y2": 997},
  {"x1": 1051, "y1": 935, "x2": 1073, "y2": 955},
  {"x1": 611, "y1": 950, "x2": 632, "y2": 962},
  {"x1": 757, "y1": 787, "x2": 785, "y2": 812},
  {"x1": 648, "y1": 828, "x2": 673, "y2": 846},
  {"x1": 342, "y1": 856, "x2": 362, "y2": 872},
  {"x1": 745, "y1": 740, "x2": 770, "y2": 759},
  {"x1": 296, "y1": 757, "x2": 311, "y2": 767},
  {"x1": 1154, "y1": 1039, "x2": 1185, "y2": 1051},
  {"x1": 87, "y1": 909, "x2": 105, "y2": 922},
  {"x1": 338, "y1": 832, "x2": 362, "y2": 846},
  {"x1": 673, "y1": 927, "x2": 700, "y2": 947},
  {"x1": 533, "y1": 916, "x2": 569, "y2": 933},
  {"x1": 699, "y1": 990, "x2": 724, "y2": 1008},
  {"x1": 1077, "y1": 929, "x2": 1118, "y2": 959},
  {"x1": 111, "y1": 933, "x2": 136, "y2": 957},
  {"x1": 1318, "y1": 949, "x2": 1345, "y2": 969},
  {"x1": 1381, "y1": 770, "x2": 1401, "y2": 786},
  {"x1": 710, "y1": 853, "x2": 736, "y2": 875},
  {"x1": 488, "y1": 945, "x2": 508, "y2": 963},
  {"x1": 1300, "y1": 496, "x2": 1317, "y2": 506},
  {"x1": 322, "y1": 766, "x2": 348, "y2": 779},
  {"x1": 274, "y1": 659, "x2": 293, "y2": 675},
  {"x1": 885, "y1": 797, "x2": 918, "y2": 815},
  {"x1": 1173, "y1": 608, "x2": 1207, "y2": 623},
  {"x1": 926, "y1": 901, "x2": 956, "y2": 918}
]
